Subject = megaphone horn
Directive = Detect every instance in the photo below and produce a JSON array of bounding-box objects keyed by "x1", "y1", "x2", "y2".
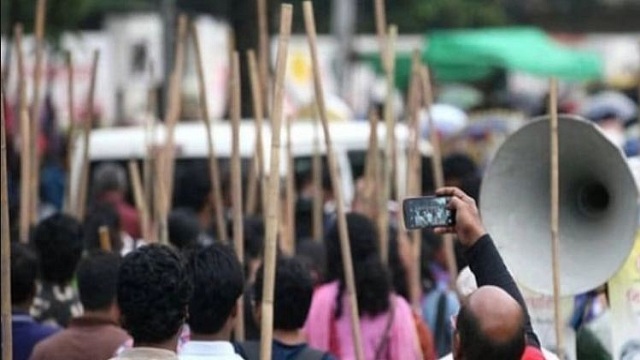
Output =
[{"x1": 480, "y1": 115, "x2": 639, "y2": 296}]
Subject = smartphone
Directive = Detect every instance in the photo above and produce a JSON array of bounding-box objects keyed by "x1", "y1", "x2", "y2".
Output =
[{"x1": 402, "y1": 196, "x2": 456, "y2": 230}]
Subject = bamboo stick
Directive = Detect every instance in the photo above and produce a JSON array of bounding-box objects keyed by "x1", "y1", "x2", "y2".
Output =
[
  {"x1": 364, "y1": 110, "x2": 379, "y2": 194},
  {"x1": 191, "y1": 21, "x2": 228, "y2": 243},
  {"x1": 285, "y1": 115, "x2": 296, "y2": 255},
  {"x1": 29, "y1": 0, "x2": 47, "y2": 225},
  {"x1": 311, "y1": 114, "x2": 323, "y2": 242},
  {"x1": 303, "y1": 3, "x2": 364, "y2": 359},
  {"x1": 63, "y1": 51, "x2": 75, "y2": 215},
  {"x1": 406, "y1": 50, "x2": 423, "y2": 310},
  {"x1": 420, "y1": 65, "x2": 458, "y2": 289},
  {"x1": 128, "y1": 160, "x2": 149, "y2": 242},
  {"x1": 549, "y1": 78, "x2": 564, "y2": 358},
  {"x1": 229, "y1": 51, "x2": 245, "y2": 341},
  {"x1": 310, "y1": 110, "x2": 324, "y2": 242},
  {"x1": 1, "y1": 83, "x2": 13, "y2": 360},
  {"x1": 246, "y1": 50, "x2": 267, "y2": 216},
  {"x1": 15, "y1": 24, "x2": 30, "y2": 244},
  {"x1": 76, "y1": 50, "x2": 100, "y2": 221},
  {"x1": 257, "y1": 0, "x2": 270, "y2": 113},
  {"x1": 144, "y1": 62, "x2": 157, "y2": 242},
  {"x1": 155, "y1": 154, "x2": 169, "y2": 244},
  {"x1": 259, "y1": 5, "x2": 292, "y2": 360},
  {"x1": 373, "y1": 0, "x2": 387, "y2": 50},
  {"x1": 161, "y1": 14, "x2": 188, "y2": 219},
  {"x1": 98, "y1": 226, "x2": 111, "y2": 252},
  {"x1": 379, "y1": 25, "x2": 397, "y2": 265}
]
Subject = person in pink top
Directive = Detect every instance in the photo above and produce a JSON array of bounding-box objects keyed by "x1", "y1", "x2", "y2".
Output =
[{"x1": 304, "y1": 213, "x2": 421, "y2": 360}]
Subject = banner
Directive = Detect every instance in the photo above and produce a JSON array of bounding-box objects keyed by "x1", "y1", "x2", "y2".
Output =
[
  {"x1": 521, "y1": 286, "x2": 577, "y2": 359},
  {"x1": 609, "y1": 232, "x2": 640, "y2": 360}
]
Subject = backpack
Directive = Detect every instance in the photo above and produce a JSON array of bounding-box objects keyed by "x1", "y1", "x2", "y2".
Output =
[{"x1": 237, "y1": 341, "x2": 329, "y2": 360}]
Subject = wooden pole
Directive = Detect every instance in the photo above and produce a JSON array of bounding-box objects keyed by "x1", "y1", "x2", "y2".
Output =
[
  {"x1": 144, "y1": 63, "x2": 156, "y2": 240},
  {"x1": 364, "y1": 110, "x2": 379, "y2": 194},
  {"x1": 311, "y1": 114, "x2": 323, "y2": 242},
  {"x1": 379, "y1": 25, "x2": 397, "y2": 265},
  {"x1": 373, "y1": 0, "x2": 387, "y2": 47},
  {"x1": 15, "y1": 24, "x2": 30, "y2": 244},
  {"x1": 256, "y1": 0, "x2": 270, "y2": 113},
  {"x1": 246, "y1": 50, "x2": 267, "y2": 216},
  {"x1": 128, "y1": 160, "x2": 149, "y2": 242},
  {"x1": 161, "y1": 14, "x2": 188, "y2": 220},
  {"x1": 549, "y1": 78, "x2": 564, "y2": 358},
  {"x1": 29, "y1": 0, "x2": 47, "y2": 225},
  {"x1": 63, "y1": 51, "x2": 75, "y2": 215},
  {"x1": 1, "y1": 83, "x2": 13, "y2": 360},
  {"x1": 98, "y1": 226, "x2": 111, "y2": 252},
  {"x1": 285, "y1": 115, "x2": 296, "y2": 255},
  {"x1": 419, "y1": 65, "x2": 458, "y2": 289},
  {"x1": 76, "y1": 50, "x2": 100, "y2": 221},
  {"x1": 304, "y1": 3, "x2": 364, "y2": 359},
  {"x1": 406, "y1": 50, "x2": 423, "y2": 310},
  {"x1": 259, "y1": 5, "x2": 292, "y2": 360},
  {"x1": 191, "y1": 21, "x2": 228, "y2": 243},
  {"x1": 229, "y1": 51, "x2": 246, "y2": 341}
]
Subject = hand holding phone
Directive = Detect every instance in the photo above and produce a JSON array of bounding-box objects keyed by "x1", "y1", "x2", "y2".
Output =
[{"x1": 432, "y1": 187, "x2": 487, "y2": 247}]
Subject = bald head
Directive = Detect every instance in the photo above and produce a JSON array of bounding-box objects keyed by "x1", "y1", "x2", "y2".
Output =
[{"x1": 455, "y1": 286, "x2": 526, "y2": 360}]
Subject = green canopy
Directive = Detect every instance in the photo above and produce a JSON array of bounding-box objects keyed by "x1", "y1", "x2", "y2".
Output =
[
  {"x1": 425, "y1": 27, "x2": 603, "y2": 82},
  {"x1": 362, "y1": 27, "x2": 603, "y2": 88}
]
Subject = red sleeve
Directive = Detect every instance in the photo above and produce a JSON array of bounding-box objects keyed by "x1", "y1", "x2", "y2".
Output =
[{"x1": 521, "y1": 345, "x2": 546, "y2": 360}]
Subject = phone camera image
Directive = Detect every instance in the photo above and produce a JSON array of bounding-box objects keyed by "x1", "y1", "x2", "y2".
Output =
[{"x1": 403, "y1": 196, "x2": 455, "y2": 230}]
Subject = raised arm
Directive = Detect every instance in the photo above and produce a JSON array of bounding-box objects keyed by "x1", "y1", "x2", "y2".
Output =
[{"x1": 434, "y1": 187, "x2": 541, "y2": 348}]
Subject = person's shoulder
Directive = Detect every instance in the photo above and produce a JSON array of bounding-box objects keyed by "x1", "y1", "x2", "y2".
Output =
[
  {"x1": 313, "y1": 282, "x2": 339, "y2": 299},
  {"x1": 32, "y1": 321, "x2": 60, "y2": 339}
]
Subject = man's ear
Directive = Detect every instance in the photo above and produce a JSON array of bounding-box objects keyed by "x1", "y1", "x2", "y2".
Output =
[
  {"x1": 453, "y1": 332, "x2": 462, "y2": 360},
  {"x1": 252, "y1": 302, "x2": 261, "y2": 325},
  {"x1": 231, "y1": 301, "x2": 239, "y2": 318},
  {"x1": 109, "y1": 301, "x2": 121, "y2": 324}
]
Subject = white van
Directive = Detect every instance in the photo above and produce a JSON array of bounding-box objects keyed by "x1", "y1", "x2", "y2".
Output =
[{"x1": 69, "y1": 119, "x2": 430, "y2": 211}]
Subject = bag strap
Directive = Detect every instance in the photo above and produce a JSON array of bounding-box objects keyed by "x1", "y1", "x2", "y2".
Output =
[
  {"x1": 374, "y1": 296, "x2": 396, "y2": 360},
  {"x1": 434, "y1": 291, "x2": 449, "y2": 355}
]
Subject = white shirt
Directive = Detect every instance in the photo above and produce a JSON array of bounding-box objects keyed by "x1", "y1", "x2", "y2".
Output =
[{"x1": 179, "y1": 341, "x2": 244, "y2": 360}]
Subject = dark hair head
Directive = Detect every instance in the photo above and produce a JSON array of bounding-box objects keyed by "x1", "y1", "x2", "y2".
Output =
[
  {"x1": 92, "y1": 162, "x2": 128, "y2": 196},
  {"x1": 33, "y1": 213, "x2": 84, "y2": 284},
  {"x1": 77, "y1": 250, "x2": 122, "y2": 311},
  {"x1": 326, "y1": 213, "x2": 390, "y2": 318},
  {"x1": 84, "y1": 203, "x2": 123, "y2": 253},
  {"x1": 443, "y1": 153, "x2": 478, "y2": 183},
  {"x1": 254, "y1": 256, "x2": 314, "y2": 330},
  {"x1": 186, "y1": 243, "x2": 244, "y2": 335},
  {"x1": 11, "y1": 243, "x2": 38, "y2": 305},
  {"x1": 243, "y1": 216, "x2": 265, "y2": 261},
  {"x1": 325, "y1": 213, "x2": 379, "y2": 282},
  {"x1": 118, "y1": 244, "x2": 192, "y2": 344},
  {"x1": 456, "y1": 304, "x2": 526, "y2": 360},
  {"x1": 168, "y1": 208, "x2": 201, "y2": 251},
  {"x1": 173, "y1": 161, "x2": 211, "y2": 213},
  {"x1": 296, "y1": 239, "x2": 327, "y2": 286}
]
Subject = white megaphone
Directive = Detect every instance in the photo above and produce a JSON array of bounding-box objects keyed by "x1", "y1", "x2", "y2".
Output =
[{"x1": 480, "y1": 115, "x2": 639, "y2": 296}]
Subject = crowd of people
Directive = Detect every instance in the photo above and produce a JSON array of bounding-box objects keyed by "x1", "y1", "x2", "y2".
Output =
[
  {"x1": 7, "y1": 135, "x2": 560, "y2": 360},
  {"x1": 3, "y1": 52, "x2": 637, "y2": 359}
]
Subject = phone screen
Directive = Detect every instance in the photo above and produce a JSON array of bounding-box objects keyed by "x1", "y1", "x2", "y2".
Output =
[{"x1": 402, "y1": 196, "x2": 455, "y2": 230}]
